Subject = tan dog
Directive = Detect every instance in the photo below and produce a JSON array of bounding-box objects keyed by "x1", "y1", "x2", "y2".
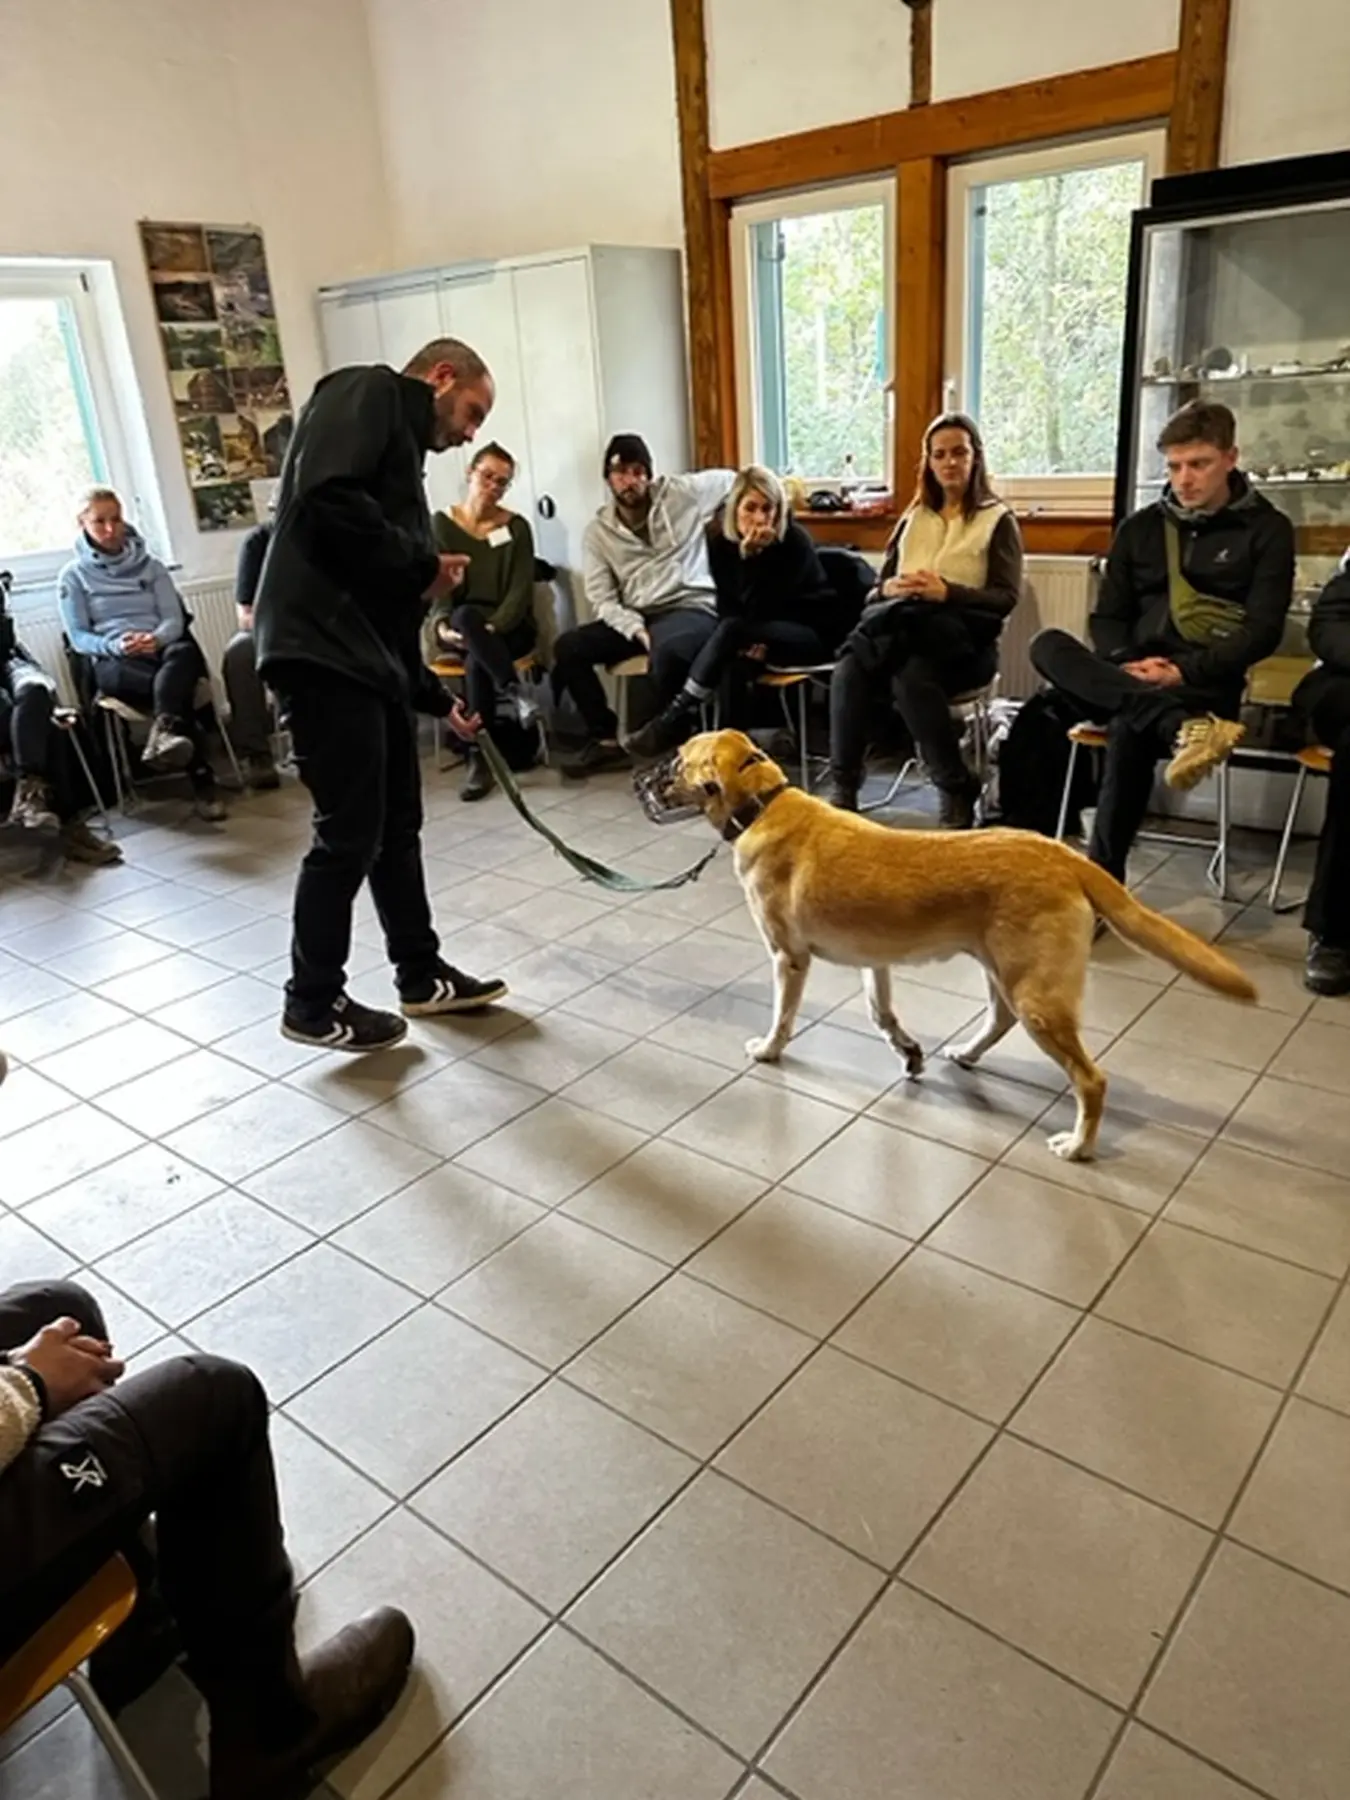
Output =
[{"x1": 646, "y1": 730, "x2": 1257, "y2": 1161}]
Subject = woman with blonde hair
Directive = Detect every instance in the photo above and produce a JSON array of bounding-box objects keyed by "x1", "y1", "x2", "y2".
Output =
[
  {"x1": 623, "y1": 464, "x2": 833, "y2": 758},
  {"x1": 825, "y1": 412, "x2": 1023, "y2": 827}
]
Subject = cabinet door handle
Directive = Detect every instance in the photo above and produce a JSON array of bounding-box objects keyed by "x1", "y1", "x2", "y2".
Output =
[{"x1": 538, "y1": 495, "x2": 556, "y2": 520}]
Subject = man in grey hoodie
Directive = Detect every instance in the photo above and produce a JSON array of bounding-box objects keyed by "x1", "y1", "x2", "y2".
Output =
[{"x1": 550, "y1": 435, "x2": 734, "y2": 772}]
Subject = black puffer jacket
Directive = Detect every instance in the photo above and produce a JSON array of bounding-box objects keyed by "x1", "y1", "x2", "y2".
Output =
[
  {"x1": 253, "y1": 365, "x2": 448, "y2": 713},
  {"x1": 1092, "y1": 474, "x2": 1295, "y2": 693}
]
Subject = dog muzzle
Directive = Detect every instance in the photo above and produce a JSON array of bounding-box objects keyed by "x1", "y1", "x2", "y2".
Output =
[{"x1": 632, "y1": 756, "x2": 701, "y2": 826}]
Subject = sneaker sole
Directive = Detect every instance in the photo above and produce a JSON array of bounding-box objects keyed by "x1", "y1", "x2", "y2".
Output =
[
  {"x1": 280, "y1": 1018, "x2": 409, "y2": 1052},
  {"x1": 400, "y1": 980, "x2": 509, "y2": 1017}
]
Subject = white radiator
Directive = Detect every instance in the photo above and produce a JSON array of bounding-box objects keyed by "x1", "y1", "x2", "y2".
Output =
[
  {"x1": 999, "y1": 556, "x2": 1096, "y2": 699},
  {"x1": 12, "y1": 578, "x2": 238, "y2": 712}
]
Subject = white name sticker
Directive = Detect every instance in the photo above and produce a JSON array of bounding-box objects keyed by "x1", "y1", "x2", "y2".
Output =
[{"x1": 487, "y1": 525, "x2": 512, "y2": 548}]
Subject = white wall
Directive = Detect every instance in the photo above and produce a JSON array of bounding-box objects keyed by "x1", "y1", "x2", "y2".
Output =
[
  {"x1": 1223, "y1": 0, "x2": 1350, "y2": 167},
  {"x1": 706, "y1": 0, "x2": 910, "y2": 150},
  {"x1": 932, "y1": 0, "x2": 1179, "y2": 102},
  {"x1": 362, "y1": 0, "x2": 683, "y2": 270},
  {"x1": 0, "y1": 0, "x2": 390, "y2": 581}
]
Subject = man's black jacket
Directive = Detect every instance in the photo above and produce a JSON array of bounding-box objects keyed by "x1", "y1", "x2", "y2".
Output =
[
  {"x1": 1091, "y1": 473, "x2": 1295, "y2": 694},
  {"x1": 1308, "y1": 554, "x2": 1350, "y2": 675},
  {"x1": 253, "y1": 365, "x2": 449, "y2": 713}
]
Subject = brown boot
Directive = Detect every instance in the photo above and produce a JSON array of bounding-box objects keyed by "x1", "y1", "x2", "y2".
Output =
[{"x1": 209, "y1": 1607, "x2": 414, "y2": 1800}]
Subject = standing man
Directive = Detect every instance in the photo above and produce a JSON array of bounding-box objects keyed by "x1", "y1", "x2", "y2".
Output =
[
  {"x1": 1030, "y1": 401, "x2": 1294, "y2": 881},
  {"x1": 253, "y1": 338, "x2": 509, "y2": 1052},
  {"x1": 550, "y1": 435, "x2": 734, "y2": 772}
]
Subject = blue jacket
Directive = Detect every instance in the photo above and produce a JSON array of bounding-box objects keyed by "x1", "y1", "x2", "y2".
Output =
[{"x1": 57, "y1": 525, "x2": 186, "y2": 658}]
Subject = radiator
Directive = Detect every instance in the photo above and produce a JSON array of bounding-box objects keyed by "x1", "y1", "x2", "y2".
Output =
[
  {"x1": 12, "y1": 579, "x2": 238, "y2": 711},
  {"x1": 999, "y1": 556, "x2": 1095, "y2": 699}
]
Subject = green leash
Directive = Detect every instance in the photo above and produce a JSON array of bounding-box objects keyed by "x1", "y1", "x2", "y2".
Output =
[{"x1": 474, "y1": 731, "x2": 720, "y2": 893}]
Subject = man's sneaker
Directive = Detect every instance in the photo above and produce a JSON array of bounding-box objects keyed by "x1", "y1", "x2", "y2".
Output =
[
  {"x1": 6, "y1": 776, "x2": 59, "y2": 833},
  {"x1": 1305, "y1": 938, "x2": 1350, "y2": 997},
  {"x1": 243, "y1": 753, "x2": 281, "y2": 791},
  {"x1": 1164, "y1": 715, "x2": 1245, "y2": 791},
  {"x1": 399, "y1": 961, "x2": 508, "y2": 1016},
  {"x1": 60, "y1": 818, "x2": 122, "y2": 865},
  {"x1": 143, "y1": 716, "x2": 194, "y2": 770},
  {"x1": 561, "y1": 738, "x2": 630, "y2": 780},
  {"x1": 282, "y1": 993, "x2": 409, "y2": 1052}
]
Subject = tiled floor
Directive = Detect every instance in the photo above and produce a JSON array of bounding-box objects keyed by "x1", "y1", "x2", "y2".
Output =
[{"x1": 2, "y1": 759, "x2": 1349, "y2": 1800}]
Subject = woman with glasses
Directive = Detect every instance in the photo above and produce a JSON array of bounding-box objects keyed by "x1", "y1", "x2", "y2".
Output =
[{"x1": 430, "y1": 443, "x2": 539, "y2": 800}]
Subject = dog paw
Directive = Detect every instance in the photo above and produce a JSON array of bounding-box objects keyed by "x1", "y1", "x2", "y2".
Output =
[
  {"x1": 1047, "y1": 1131, "x2": 1093, "y2": 1162},
  {"x1": 745, "y1": 1035, "x2": 782, "y2": 1063},
  {"x1": 939, "y1": 1044, "x2": 978, "y2": 1069},
  {"x1": 902, "y1": 1045, "x2": 925, "y2": 1079}
]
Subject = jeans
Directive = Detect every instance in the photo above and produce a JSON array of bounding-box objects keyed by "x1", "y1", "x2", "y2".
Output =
[
  {"x1": 687, "y1": 616, "x2": 825, "y2": 694},
  {"x1": 1030, "y1": 627, "x2": 1238, "y2": 880},
  {"x1": 447, "y1": 606, "x2": 535, "y2": 724},
  {"x1": 0, "y1": 665, "x2": 57, "y2": 777},
  {"x1": 222, "y1": 630, "x2": 274, "y2": 759},
  {"x1": 551, "y1": 607, "x2": 719, "y2": 739},
  {"x1": 1297, "y1": 668, "x2": 1350, "y2": 948},
  {"x1": 0, "y1": 1281, "x2": 297, "y2": 1713},
  {"x1": 274, "y1": 667, "x2": 441, "y2": 1018}
]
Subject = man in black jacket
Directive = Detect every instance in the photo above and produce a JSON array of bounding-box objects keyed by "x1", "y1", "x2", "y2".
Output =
[
  {"x1": 254, "y1": 338, "x2": 508, "y2": 1051},
  {"x1": 1031, "y1": 401, "x2": 1294, "y2": 880},
  {"x1": 1293, "y1": 554, "x2": 1350, "y2": 995}
]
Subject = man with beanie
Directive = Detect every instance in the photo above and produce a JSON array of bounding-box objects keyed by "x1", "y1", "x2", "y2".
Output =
[
  {"x1": 550, "y1": 435, "x2": 735, "y2": 772},
  {"x1": 1030, "y1": 401, "x2": 1294, "y2": 881},
  {"x1": 253, "y1": 337, "x2": 509, "y2": 1052}
]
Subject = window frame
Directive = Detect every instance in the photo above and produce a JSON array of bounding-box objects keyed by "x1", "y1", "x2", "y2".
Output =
[
  {"x1": 0, "y1": 261, "x2": 145, "y2": 590},
  {"x1": 730, "y1": 176, "x2": 897, "y2": 488},
  {"x1": 944, "y1": 128, "x2": 1167, "y2": 517}
]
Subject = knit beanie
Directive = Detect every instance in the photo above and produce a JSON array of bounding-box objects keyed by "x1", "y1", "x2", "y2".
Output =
[{"x1": 603, "y1": 433, "x2": 653, "y2": 479}]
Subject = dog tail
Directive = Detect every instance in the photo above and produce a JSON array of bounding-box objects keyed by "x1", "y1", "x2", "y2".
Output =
[{"x1": 1077, "y1": 860, "x2": 1258, "y2": 1001}]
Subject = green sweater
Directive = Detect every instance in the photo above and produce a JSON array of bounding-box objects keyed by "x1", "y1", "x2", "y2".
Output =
[{"x1": 430, "y1": 509, "x2": 536, "y2": 638}]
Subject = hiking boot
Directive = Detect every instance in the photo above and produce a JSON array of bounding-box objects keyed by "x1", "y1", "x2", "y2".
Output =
[
  {"x1": 621, "y1": 693, "x2": 700, "y2": 762},
  {"x1": 7, "y1": 775, "x2": 59, "y2": 833},
  {"x1": 822, "y1": 770, "x2": 860, "y2": 812},
  {"x1": 460, "y1": 749, "x2": 494, "y2": 802},
  {"x1": 143, "y1": 715, "x2": 194, "y2": 770},
  {"x1": 243, "y1": 753, "x2": 281, "y2": 791},
  {"x1": 281, "y1": 993, "x2": 408, "y2": 1052},
  {"x1": 60, "y1": 818, "x2": 122, "y2": 865},
  {"x1": 937, "y1": 776, "x2": 980, "y2": 831},
  {"x1": 1305, "y1": 939, "x2": 1350, "y2": 997},
  {"x1": 561, "y1": 738, "x2": 629, "y2": 779},
  {"x1": 1164, "y1": 714, "x2": 1245, "y2": 791},
  {"x1": 399, "y1": 961, "x2": 508, "y2": 1016},
  {"x1": 208, "y1": 1607, "x2": 414, "y2": 1800}
]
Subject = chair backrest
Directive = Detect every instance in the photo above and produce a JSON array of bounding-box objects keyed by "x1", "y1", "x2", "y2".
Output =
[{"x1": 816, "y1": 546, "x2": 875, "y2": 643}]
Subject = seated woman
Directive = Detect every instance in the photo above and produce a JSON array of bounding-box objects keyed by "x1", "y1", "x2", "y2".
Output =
[
  {"x1": 622, "y1": 465, "x2": 833, "y2": 759},
  {"x1": 429, "y1": 442, "x2": 539, "y2": 801},
  {"x1": 57, "y1": 487, "x2": 224, "y2": 821},
  {"x1": 825, "y1": 413, "x2": 1023, "y2": 828}
]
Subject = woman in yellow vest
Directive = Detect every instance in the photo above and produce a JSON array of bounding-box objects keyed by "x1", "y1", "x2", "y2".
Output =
[{"x1": 824, "y1": 413, "x2": 1023, "y2": 828}]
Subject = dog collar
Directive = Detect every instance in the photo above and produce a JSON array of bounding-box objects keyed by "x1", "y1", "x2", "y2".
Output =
[{"x1": 721, "y1": 781, "x2": 789, "y2": 841}]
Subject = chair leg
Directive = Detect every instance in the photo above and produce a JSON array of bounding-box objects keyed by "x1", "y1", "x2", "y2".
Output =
[
  {"x1": 216, "y1": 714, "x2": 245, "y2": 790},
  {"x1": 1206, "y1": 761, "x2": 1231, "y2": 900},
  {"x1": 68, "y1": 1669, "x2": 161, "y2": 1800},
  {"x1": 104, "y1": 713, "x2": 128, "y2": 815},
  {"x1": 66, "y1": 727, "x2": 113, "y2": 836},
  {"x1": 1054, "y1": 742, "x2": 1080, "y2": 841},
  {"x1": 797, "y1": 684, "x2": 809, "y2": 792},
  {"x1": 1268, "y1": 764, "x2": 1310, "y2": 914}
]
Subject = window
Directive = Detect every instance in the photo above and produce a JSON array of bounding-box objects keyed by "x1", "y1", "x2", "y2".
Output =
[
  {"x1": 946, "y1": 132, "x2": 1165, "y2": 511},
  {"x1": 733, "y1": 181, "x2": 893, "y2": 485},
  {"x1": 0, "y1": 262, "x2": 160, "y2": 590}
]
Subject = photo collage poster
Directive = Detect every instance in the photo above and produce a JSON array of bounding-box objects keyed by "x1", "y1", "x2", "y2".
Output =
[{"x1": 139, "y1": 221, "x2": 294, "y2": 533}]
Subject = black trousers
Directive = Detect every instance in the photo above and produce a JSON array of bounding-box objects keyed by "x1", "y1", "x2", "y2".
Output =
[
  {"x1": 0, "y1": 1281, "x2": 296, "y2": 1705},
  {"x1": 0, "y1": 681, "x2": 90, "y2": 821},
  {"x1": 92, "y1": 639, "x2": 215, "y2": 790},
  {"x1": 830, "y1": 610, "x2": 995, "y2": 792},
  {"x1": 275, "y1": 667, "x2": 441, "y2": 1018},
  {"x1": 448, "y1": 605, "x2": 535, "y2": 724},
  {"x1": 687, "y1": 616, "x2": 825, "y2": 694},
  {"x1": 1030, "y1": 627, "x2": 1239, "y2": 881},
  {"x1": 1296, "y1": 668, "x2": 1350, "y2": 948},
  {"x1": 551, "y1": 608, "x2": 719, "y2": 739}
]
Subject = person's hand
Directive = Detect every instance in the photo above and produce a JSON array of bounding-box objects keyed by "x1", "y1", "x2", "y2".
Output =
[
  {"x1": 120, "y1": 631, "x2": 157, "y2": 657},
  {"x1": 742, "y1": 524, "x2": 776, "y2": 555},
  {"x1": 445, "y1": 697, "x2": 482, "y2": 743},
  {"x1": 632, "y1": 626, "x2": 652, "y2": 653},
  {"x1": 1122, "y1": 657, "x2": 1182, "y2": 687},
  {"x1": 435, "y1": 622, "x2": 465, "y2": 651},
  {"x1": 896, "y1": 569, "x2": 948, "y2": 602},
  {"x1": 12, "y1": 1319, "x2": 123, "y2": 1418},
  {"x1": 880, "y1": 575, "x2": 908, "y2": 599},
  {"x1": 423, "y1": 554, "x2": 471, "y2": 602},
  {"x1": 743, "y1": 642, "x2": 769, "y2": 661},
  {"x1": 237, "y1": 605, "x2": 254, "y2": 632}
]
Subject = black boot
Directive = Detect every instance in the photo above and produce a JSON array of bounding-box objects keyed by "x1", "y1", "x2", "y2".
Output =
[
  {"x1": 1305, "y1": 938, "x2": 1350, "y2": 997},
  {"x1": 823, "y1": 769, "x2": 860, "y2": 812},
  {"x1": 622, "y1": 691, "x2": 702, "y2": 761},
  {"x1": 937, "y1": 775, "x2": 980, "y2": 831},
  {"x1": 460, "y1": 748, "x2": 494, "y2": 802}
]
